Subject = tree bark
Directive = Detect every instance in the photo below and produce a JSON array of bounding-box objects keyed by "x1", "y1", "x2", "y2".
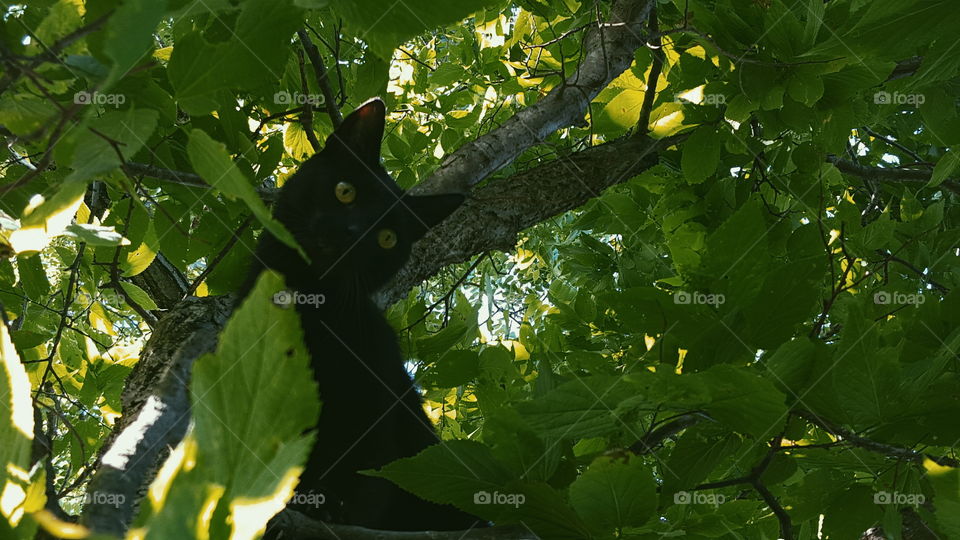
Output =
[{"x1": 80, "y1": 296, "x2": 234, "y2": 534}]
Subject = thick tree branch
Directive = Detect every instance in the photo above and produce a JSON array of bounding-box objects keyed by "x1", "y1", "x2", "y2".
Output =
[
  {"x1": 413, "y1": 0, "x2": 655, "y2": 194},
  {"x1": 827, "y1": 156, "x2": 960, "y2": 193},
  {"x1": 378, "y1": 133, "x2": 677, "y2": 307},
  {"x1": 81, "y1": 296, "x2": 234, "y2": 534}
]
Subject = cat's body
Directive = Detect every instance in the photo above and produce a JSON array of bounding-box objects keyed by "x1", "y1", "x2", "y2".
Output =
[{"x1": 240, "y1": 99, "x2": 479, "y2": 531}]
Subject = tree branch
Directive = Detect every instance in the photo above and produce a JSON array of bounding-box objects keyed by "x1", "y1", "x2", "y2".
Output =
[
  {"x1": 297, "y1": 29, "x2": 343, "y2": 127},
  {"x1": 826, "y1": 156, "x2": 960, "y2": 193},
  {"x1": 412, "y1": 0, "x2": 656, "y2": 194},
  {"x1": 629, "y1": 412, "x2": 706, "y2": 454},
  {"x1": 122, "y1": 162, "x2": 278, "y2": 201},
  {"x1": 80, "y1": 296, "x2": 235, "y2": 534},
  {"x1": 296, "y1": 46, "x2": 322, "y2": 152},
  {"x1": 637, "y1": 4, "x2": 663, "y2": 132},
  {"x1": 793, "y1": 410, "x2": 960, "y2": 467},
  {"x1": 377, "y1": 133, "x2": 678, "y2": 308}
]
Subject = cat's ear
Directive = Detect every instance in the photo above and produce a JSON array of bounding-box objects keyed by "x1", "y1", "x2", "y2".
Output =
[
  {"x1": 403, "y1": 193, "x2": 465, "y2": 237},
  {"x1": 325, "y1": 98, "x2": 385, "y2": 163}
]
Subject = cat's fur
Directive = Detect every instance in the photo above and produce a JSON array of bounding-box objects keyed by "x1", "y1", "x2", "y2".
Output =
[{"x1": 240, "y1": 99, "x2": 480, "y2": 531}]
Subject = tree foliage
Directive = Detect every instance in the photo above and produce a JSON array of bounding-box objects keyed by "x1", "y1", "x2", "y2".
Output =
[{"x1": 1, "y1": 0, "x2": 960, "y2": 539}]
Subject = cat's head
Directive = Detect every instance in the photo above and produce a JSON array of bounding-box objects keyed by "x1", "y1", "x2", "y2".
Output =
[{"x1": 272, "y1": 98, "x2": 464, "y2": 292}]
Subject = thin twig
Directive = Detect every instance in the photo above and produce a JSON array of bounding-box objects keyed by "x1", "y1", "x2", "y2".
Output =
[
  {"x1": 861, "y1": 127, "x2": 926, "y2": 165},
  {"x1": 0, "y1": 11, "x2": 113, "y2": 93},
  {"x1": 297, "y1": 30, "x2": 343, "y2": 127},
  {"x1": 185, "y1": 216, "x2": 253, "y2": 297},
  {"x1": 794, "y1": 410, "x2": 960, "y2": 467},
  {"x1": 400, "y1": 255, "x2": 486, "y2": 333},
  {"x1": 397, "y1": 47, "x2": 435, "y2": 71},
  {"x1": 296, "y1": 46, "x2": 322, "y2": 152}
]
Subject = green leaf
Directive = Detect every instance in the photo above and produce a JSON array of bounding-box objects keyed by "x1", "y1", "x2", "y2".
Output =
[
  {"x1": 329, "y1": 0, "x2": 501, "y2": 56},
  {"x1": 432, "y1": 349, "x2": 481, "y2": 387},
  {"x1": 699, "y1": 365, "x2": 789, "y2": 438},
  {"x1": 119, "y1": 282, "x2": 159, "y2": 311},
  {"x1": 659, "y1": 426, "x2": 738, "y2": 506},
  {"x1": 102, "y1": 0, "x2": 166, "y2": 87},
  {"x1": 10, "y1": 330, "x2": 48, "y2": 350},
  {"x1": 282, "y1": 122, "x2": 318, "y2": 161},
  {"x1": 831, "y1": 304, "x2": 900, "y2": 426},
  {"x1": 415, "y1": 320, "x2": 475, "y2": 360},
  {"x1": 192, "y1": 270, "x2": 320, "y2": 481},
  {"x1": 569, "y1": 456, "x2": 657, "y2": 532},
  {"x1": 598, "y1": 88, "x2": 645, "y2": 131},
  {"x1": 681, "y1": 126, "x2": 721, "y2": 183},
  {"x1": 8, "y1": 180, "x2": 86, "y2": 254},
  {"x1": 121, "y1": 219, "x2": 158, "y2": 277},
  {"x1": 764, "y1": 338, "x2": 818, "y2": 398},
  {"x1": 792, "y1": 141, "x2": 821, "y2": 174},
  {"x1": 930, "y1": 150, "x2": 960, "y2": 187},
  {"x1": 368, "y1": 440, "x2": 513, "y2": 516},
  {"x1": 142, "y1": 271, "x2": 320, "y2": 537},
  {"x1": 187, "y1": 129, "x2": 307, "y2": 261},
  {"x1": 63, "y1": 108, "x2": 159, "y2": 182},
  {"x1": 168, "y1": 0, "x2": 304, "y2": 114},
  {"x1": 858, "y1": 212, "x2": 895, "y2": 250},
  {"x1": 516, "y1": 376, "x2": 638, "y2": 439},
  {"x1": 16, "y1": 254, "x2": 49, "y2": 300},
  {"x1": 0, "y1": 95, "x2": 57, "y2": 135},
  {"x1": 484, "y1": 409, "x2": 558, "y2": 483},
  {"x1": 0, "y1": 321, "x2": 35, "y2": 531},
  {"x1": 821, "y1": 484, "x2": 883, "y2": 539},
  {"x1": 62, "y1": 224, "x2": 130, "y2": 247},
  {"x1": 930, "y1": 465, "x2": 960, "y2": 537}
]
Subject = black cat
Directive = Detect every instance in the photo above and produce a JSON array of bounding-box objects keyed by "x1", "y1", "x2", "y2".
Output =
[{"x1": 241, "y1": 99, "x2": 481, "y2": 532}]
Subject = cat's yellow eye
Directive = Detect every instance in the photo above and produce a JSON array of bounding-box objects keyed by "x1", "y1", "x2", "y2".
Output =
[
  {"x1": 335, "y1": 182, "x2": 356, "y2": 204},
  {"x1": 378, "y1": 229, "x2": 397, "y2": 249}
]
